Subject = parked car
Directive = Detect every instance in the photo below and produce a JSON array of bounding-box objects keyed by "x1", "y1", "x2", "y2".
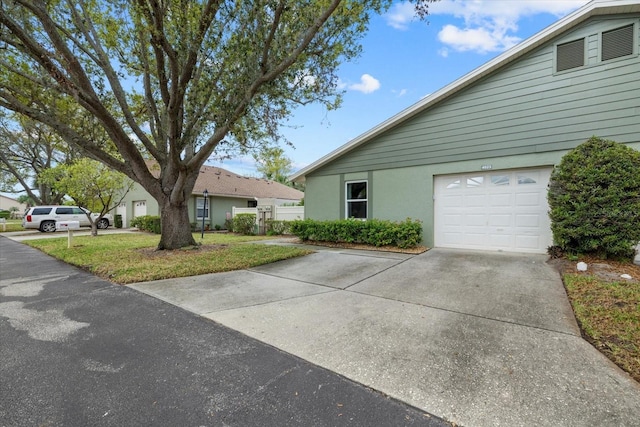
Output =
[{"x1": 22, "y1": 206, "x2": 113, "y2": 232}]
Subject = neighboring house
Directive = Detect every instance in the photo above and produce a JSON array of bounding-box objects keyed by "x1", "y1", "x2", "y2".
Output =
[
  {"x1": 0, "y1": 195, "x2": 27, "y2": 217},
  {"x1": 291, "y1": 0, "x2": 640, "y2": 254},
  {"x1": 118, "y1": 165, "x2": 303, "y2": 229}
]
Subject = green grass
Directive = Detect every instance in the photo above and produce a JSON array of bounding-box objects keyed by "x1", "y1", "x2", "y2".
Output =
[
  {"x1": 564, "y1": 274, "x2": 640, "y2": 382},
  {"x1": 25, "y1": 232, "x2": 312, "y2": 284},
  {"x1": 0, "y1": 219, "x2": 25, "y2": 232}
]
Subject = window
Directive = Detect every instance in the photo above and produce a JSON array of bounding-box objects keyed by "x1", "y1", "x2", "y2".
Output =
[
  {"x1": 446, "y1": 179, "x2": 461, "y2": 189},
  {"x1": 346, "y1": 181, "x2": 367, "y2": 219},
  {"x1": 517, "y1": 175, "x2": 537, "y2": 185},
  {"x1": 247, "y1": 200, "x2": 257, "y2": 208},
  {"x1": 32, "y1": 208, "x2": 52, "y2": 215},
  {"x1": 466, "y1": 176, "x2": 484, "y2": 188},
  {"x1": 55, "y1": 207, "x2": 72, "y2": 214},
  {"x1": 491, "y1": 175, "x2": 510, "y2": 186},
  {"x1": 602, "y1": 24, "x2": 634, "y2": 61},
  {"x1": 556, "y1": 38, "x2": 585, "y2": 72},
  {"x1": 196, "y1": 197, "x2": 209, "y2": 219}
]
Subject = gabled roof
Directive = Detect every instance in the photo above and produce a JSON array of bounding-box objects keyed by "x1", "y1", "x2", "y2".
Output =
[
  {"x1": 193, "y1": 165, "x2": 304, "y2": 200},
  {"x1": 291, "y1": 0, "x2": 640, "y2": 182}
]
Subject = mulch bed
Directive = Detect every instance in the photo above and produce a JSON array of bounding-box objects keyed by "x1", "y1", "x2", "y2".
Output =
[{"x1": 547, "y1": 255, "x2": 640, "y2": 283}]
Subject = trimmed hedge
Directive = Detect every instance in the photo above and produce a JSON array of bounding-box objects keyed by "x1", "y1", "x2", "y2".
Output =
[
  {"x1": 233, "y1": 213, "x2": 256, "y2": 235},
  {"x1": 548, "y1": 136, "x2": 640, "y2": 260},
  {"x1": 289, "y1": 218, "x2": 422, "y2": 249},
  {"x1": 130, "y1": 215, "x2": 161, "y2": 234}
]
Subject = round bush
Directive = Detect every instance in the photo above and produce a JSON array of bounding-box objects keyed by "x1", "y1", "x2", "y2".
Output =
[{"x1": 547, "y1": 136, "x2": 640, "y2": 260}]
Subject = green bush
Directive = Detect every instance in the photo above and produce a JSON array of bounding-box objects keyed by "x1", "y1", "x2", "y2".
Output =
[
  {"x1": 130, "y1": 215, "x2": 161, "y2": 234},
  {"x1": 223, "y1": 218, "x2": 234, "y2": 231},
  {"x1": 233, "y1": 214, "x2": 256, "y2": 235},
  {"x1": 265, "y1": 219, "x2": 290, "y2": 236},
  {"x1": 548, "y1": 136, "x2": 640, "y2": 260},
  {"x1": 0, "y1": 211, "x2": 9, "y2": 219},
  {"x1": 289, "y1": 218, "x2": 422, "y2": 249}
]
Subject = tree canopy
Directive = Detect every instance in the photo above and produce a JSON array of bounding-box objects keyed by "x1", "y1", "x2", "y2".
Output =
[
  {"x1": 0, "y1": 0, "x2": 434, "y2": 249},
  {"x1": 40, "y1": 157, "x2": 133, "y2": 235}
]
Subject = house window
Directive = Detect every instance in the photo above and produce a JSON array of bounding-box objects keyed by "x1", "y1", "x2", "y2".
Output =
[
  {"x1": 602, "y1": 24, "x2": 634, "y2": 61},
  {"x1": 247, "y1": 200, "x2": 257, "y2": 208},
  {"x1": 556, "y1": 38, "x2": 585, "y2": 72},
  {"x1": 346, "y1": 181, "x2": 367, "y2": 219},
  {"x1": 196, "y1": 197, "x2": 209, "y2": 219}
]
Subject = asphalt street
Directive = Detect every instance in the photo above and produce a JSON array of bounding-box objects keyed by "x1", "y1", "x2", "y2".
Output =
[{"x1": 0, "y1": 236, "x2": 450, "y2": 427}]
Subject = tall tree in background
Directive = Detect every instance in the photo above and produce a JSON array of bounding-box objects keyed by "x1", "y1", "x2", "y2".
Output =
[
  {"x1": 40, "y1": 158, "x2": 134, "y2": 236},
  {"x1": 0, "y1": 0, "x2": 434, "y2": 249},
  {"x1": 254, "y1": 146, "x2": 292, "y2": 184},
  {"x1": 0, "y1": 115, "x2": 78, "y2": 205}
]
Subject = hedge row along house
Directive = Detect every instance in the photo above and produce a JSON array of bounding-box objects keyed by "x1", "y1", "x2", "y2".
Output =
[
  {"x1": 118, "y1": 165, "x2": 303, "y2": 229},
  {"x1": 291, "y1": 0, "x2": 640, "y2": 254}
]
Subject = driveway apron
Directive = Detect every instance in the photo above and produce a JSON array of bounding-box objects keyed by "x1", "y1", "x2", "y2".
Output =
[{"x1": 131, "y1": 246, "x2": 640, "y2": 427}]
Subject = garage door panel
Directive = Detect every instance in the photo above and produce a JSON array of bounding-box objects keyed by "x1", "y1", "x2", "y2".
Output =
[
  {"x1": 516, "y1": 235, "x2": 541, "y2": 250},
  {"x1": 489, "y1": 214, "x2": 511, "y2": 227},
  {"x1": 465, "y1": 195, "x2": 486, "y2": 207},
  {"x1": 489, "y1": 193, "x2": 512, "y2": 207},
  {"x1": 515, "y1": 192, "x2": 542, "y2": 206},
  {"x1": 466, "y1": 214, "x2": 487, "y2": 226},
  {"x1": 435, "y1": 168, "x2": 552, "y2": 253}
]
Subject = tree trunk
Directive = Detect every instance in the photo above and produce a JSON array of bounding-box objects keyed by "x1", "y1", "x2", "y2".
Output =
[{"x1": 157, "y1": 198, "x2": 197, "y2": 250}]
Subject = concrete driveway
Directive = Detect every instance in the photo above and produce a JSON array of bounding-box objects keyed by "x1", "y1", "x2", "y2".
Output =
[{"x1": 129, "y1": 246, "x2": 640, "y2": 427}]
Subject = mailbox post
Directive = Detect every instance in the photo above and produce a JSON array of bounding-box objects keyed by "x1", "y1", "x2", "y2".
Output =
[{"x1": 56, "y1": 221, "x2": 81, "y2": 248}]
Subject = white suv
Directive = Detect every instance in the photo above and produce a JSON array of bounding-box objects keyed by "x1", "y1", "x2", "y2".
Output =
[{"x1": 22, "y1": 206, "x2": 113, "y2": 232}]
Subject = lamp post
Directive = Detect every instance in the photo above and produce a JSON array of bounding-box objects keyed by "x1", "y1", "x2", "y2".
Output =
[{"x1": 201, "y1": 189, "x2": 208, "y2": 239}]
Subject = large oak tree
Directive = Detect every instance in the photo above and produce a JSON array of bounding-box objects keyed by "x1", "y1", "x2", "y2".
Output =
[{"x1": 0, "y1": 0, "x2": 432, "y2": 249}]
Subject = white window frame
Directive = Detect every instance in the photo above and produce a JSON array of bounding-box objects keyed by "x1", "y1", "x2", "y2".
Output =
[
  {"x1": 345, "y1": 180, "x2": 368, "y2": 219},
  {"x1": 196, "y1": 197, "x2": 209, "y2": 220}
]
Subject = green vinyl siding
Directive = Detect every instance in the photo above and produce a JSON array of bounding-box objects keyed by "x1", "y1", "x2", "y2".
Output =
[{"x1": 310, "y1": 16, "x2": 640, "y2": 178}]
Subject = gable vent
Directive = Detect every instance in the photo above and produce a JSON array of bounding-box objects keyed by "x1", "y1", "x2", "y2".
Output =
[
  {"x1": 602, "y1": 24, "x2": 634, "y2": 61},
  {"x1": 557, "y1": 38, "x2": 585, "y2": 72}
]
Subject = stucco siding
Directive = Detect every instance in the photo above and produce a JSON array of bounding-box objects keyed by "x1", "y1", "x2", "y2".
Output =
[
  {"x1": 304, "y1": 175, "x2": 340, "y2": 220},
  {"x1": 310, "y1": 16, "x2": 640, "y2": 177}
]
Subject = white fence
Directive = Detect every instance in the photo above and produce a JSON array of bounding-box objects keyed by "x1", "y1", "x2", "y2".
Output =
[{"x1": 231, "y1": 206, "x2": 304, "y2": 222}]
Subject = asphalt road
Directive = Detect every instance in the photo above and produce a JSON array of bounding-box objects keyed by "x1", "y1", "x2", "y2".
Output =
[{"x1": 0, "y1": 236, "x2": 449, "y2": 427}]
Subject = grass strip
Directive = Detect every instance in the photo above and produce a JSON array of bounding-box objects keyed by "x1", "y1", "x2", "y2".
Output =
[
  {"x1": 564, "y1": 274, "x2": 639, "y2": 382},
  {"x1": 25, "y1": 233, "x2": 312, "y2": 284}
]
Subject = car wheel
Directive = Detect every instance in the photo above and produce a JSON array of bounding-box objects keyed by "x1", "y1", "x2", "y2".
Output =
[
  {"x1": 97, "y1": 218, "x2": 109, "y2": 229},
  {"x1": 40, "y1": 221, "x2": 56, "y2": 233}
]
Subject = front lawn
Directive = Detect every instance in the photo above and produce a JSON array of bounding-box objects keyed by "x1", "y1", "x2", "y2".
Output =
[
  {"x1": 25, "y1": 232, "x2": 312, "y2": 284},
  {"x1": 562, "y1": 267, "x2": 640, "y2": 383},
  {"x1": 0, "y1": 219, "x2": 25, "y2": 232}
]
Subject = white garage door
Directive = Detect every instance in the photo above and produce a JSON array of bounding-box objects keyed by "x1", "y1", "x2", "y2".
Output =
[
  {"x1": 434, "y1": 168, "x2": 552, "y2": 253},
  {"x1": 133, "y1": 200, "x2": 147, "y2": 218}
]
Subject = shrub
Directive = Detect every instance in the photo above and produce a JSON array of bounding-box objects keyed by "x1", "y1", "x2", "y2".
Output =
[
  {"x1": 548, "y1": 136, "x2": 640, "y2": 260},
  {"x1": 265, "y1": 219, "x2": 290, "y2": 236},
  {"x1": 0, "y1": 211, "x2": 9, "y2": 219},
  {"x1": 289, "y1": 218, "x2": 422, "y2": 249},
  {"x1": 130, "y1": 215, "x2": 161, "y2": 234},
  {"x1": 114, "y1": 214, "x2": 123, "y2": 228},
  {"x1": 223, "y1": 218, "x2": 234, "y2": 231},
  {"x1": 233, "y1": 214, "x2": 256, "y2": 235}
]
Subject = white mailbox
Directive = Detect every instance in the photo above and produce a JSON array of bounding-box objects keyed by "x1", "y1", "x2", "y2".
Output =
[{"x1": 56, "y1": 221, "x2": 81, "y2": 231}]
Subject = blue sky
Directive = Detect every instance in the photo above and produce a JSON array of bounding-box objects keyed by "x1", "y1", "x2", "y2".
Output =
[{"x1": 212, "y1": 0, "x2": 591, "y2": 177}]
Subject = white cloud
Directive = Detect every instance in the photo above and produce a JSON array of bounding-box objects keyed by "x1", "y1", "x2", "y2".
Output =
[
  {"x1": 348, "y1": 74, "x2": 381, "y2": 94},
  {"x1": 384, "y1": 2, "x2": 417, "y2": 30},
  {"x1": 438, "y1": 24, "x2": 521, "y2": 54},
  {"x1": 393, "y1": 88, "x2": 408, "y2": 97},
  {"x1": 409, "y1": 0, "x2": 588, "y2": 54}
]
